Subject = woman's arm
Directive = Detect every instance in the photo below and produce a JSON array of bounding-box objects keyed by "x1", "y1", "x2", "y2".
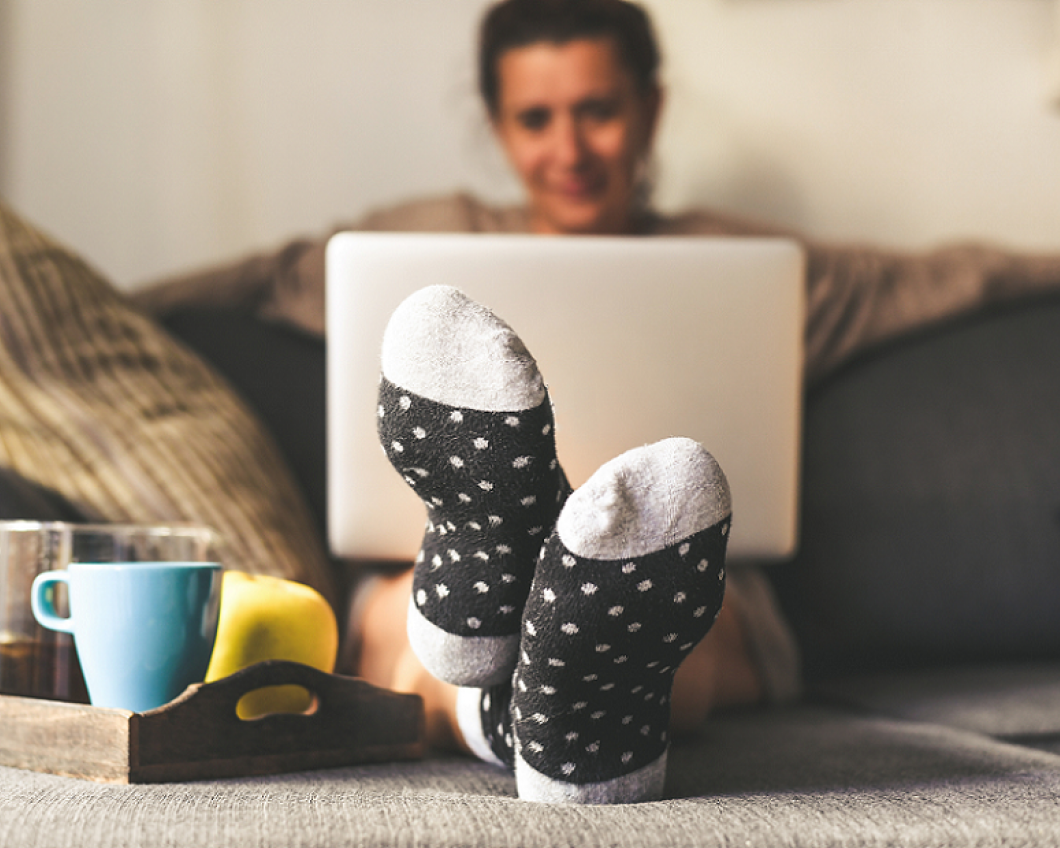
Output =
[{"x1": 803, "y1": 240, "x2": 1060, "y2": 385}]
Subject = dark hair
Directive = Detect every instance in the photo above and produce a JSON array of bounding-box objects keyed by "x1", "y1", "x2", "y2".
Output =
[{"x1": 478, "y1": 0, "x2": 661, "y2": 117}]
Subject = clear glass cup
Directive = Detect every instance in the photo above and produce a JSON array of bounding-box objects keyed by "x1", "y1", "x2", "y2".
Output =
[{"x1": 0, "y1": 522, "x2": 219, "y2": 702}]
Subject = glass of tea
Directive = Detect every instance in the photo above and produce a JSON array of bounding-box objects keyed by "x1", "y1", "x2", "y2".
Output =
[{"x1": 0, "y1": 522, "x2": 218, "y2": 703}]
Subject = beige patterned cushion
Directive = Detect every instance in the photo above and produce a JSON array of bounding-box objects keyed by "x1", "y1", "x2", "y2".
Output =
[{"x1": 0, "y1": 201, "x2": 336, "y2": 605}]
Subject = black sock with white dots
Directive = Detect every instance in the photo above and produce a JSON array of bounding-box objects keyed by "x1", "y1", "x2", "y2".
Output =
[
  {"x1": 378, "y1": 286, "x2": 570, "y2": 687},
  {"x1": 379, "y1": 288, "x2": 732, "y2": 804},
  {"x1": 508, "y1": 438, "x2": 731, "y2": 804}
]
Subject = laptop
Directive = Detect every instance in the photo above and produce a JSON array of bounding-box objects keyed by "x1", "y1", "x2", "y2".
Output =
[{"x1": 326, "y1": 232, "x2": 804, "y2": 564}]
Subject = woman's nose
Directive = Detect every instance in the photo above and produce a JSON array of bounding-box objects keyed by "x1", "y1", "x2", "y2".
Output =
[{"x1": 552, "y1": 117, "x2": 588, "y2": 167}]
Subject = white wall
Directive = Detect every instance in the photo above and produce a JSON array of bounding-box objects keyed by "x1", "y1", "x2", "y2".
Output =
[
  {"x1": 2, "y1": 0, "x2": 1060, "y2": 289},
  {"x1": 651, "y1": 0, "x2": 1060, "y2": 251}
]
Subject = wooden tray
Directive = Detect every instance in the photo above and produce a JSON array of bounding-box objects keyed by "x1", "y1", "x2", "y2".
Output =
[{"x1": 0, "y1": 660, "x2": 425, "y2": 783}]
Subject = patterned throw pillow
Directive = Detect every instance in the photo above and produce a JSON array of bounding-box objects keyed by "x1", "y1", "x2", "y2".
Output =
[{"x1": 0, "y1": 201, "x2": 336, "y2": 606}]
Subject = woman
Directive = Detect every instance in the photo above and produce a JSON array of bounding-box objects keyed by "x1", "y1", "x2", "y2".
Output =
[
  {"x1": 132, "y1": 0, "x2": 1060, "y2": 802},
  {"x1": 349, "y1": 2, "x2": 790, "y2": 804}
]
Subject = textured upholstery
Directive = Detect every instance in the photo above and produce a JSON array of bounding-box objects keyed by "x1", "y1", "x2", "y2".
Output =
[
  {"x1": 3, "y1": 706, "x2": 1060, "y2": 848},
  {"x1": 817, "y1": 663, "x2": 1060, "y2": 741},
  {"x1": 0, "y1": 202, "x2": 336, "y2": 604},
  {"x1": 771, "y1": 295, "x2": 1060, "y2": 681}
]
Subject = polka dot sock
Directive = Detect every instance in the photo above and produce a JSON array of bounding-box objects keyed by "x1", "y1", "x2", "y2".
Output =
[
  {"x1": 455, "y1": 681, "x2": 516, "y2": 770},
  {"x1": 378, "y1": 286, "x2": 570, "y2": 687},
  {"x1": 510, "y1": 437, "x2": 732, "y2": 804}
]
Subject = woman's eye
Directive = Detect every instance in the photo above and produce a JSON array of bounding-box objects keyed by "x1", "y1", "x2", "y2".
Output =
[
  {"x1": 517, "y1": 108, "x2": 551, "y2": 131},
  {"x1": 580, "y1": 99, "x2": 619, "y2": 122}
]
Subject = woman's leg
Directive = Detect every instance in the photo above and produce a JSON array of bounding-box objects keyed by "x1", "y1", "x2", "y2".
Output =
[{"x1": 354, "y1": 568, "x2": 463, "y2": 751}]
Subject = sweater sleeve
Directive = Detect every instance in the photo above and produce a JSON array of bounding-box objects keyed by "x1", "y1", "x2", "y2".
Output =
[
  {"x1": 129, "y1": 193, "x2": 501, "y2": 338},
  {"x1": 802, "y1": 240, "x2": 1060, "y2": 385}
]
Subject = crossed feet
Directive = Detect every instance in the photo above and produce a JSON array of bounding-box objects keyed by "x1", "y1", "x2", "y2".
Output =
[{"x1": 357, "y1": 285, "x2": 759, "y2": 804}]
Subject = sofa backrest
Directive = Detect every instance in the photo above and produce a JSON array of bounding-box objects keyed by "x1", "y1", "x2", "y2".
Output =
[{"x1": 770, "y1": 295, "x2": 1060, "y2": 681}]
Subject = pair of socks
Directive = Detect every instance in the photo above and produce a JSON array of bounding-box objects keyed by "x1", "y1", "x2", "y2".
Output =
[{"x1": 378, "y1": 286, "x2": 731, "y2": 804}]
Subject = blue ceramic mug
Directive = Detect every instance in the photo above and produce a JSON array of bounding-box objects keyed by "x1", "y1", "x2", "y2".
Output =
[{"x1": 31, "y1": 561, "x2": 223, "y2": 712}]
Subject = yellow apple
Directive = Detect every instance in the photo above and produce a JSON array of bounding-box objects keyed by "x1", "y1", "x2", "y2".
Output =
[{"x1": 205, "y1": 571, "x2": 339, "y2": 719}]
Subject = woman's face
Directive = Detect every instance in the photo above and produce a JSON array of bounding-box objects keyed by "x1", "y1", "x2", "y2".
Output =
[{"x1": 491, "y1": 37, "x2": 661, "y2": 236}]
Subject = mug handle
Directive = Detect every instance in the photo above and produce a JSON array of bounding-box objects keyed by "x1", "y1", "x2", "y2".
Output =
[{"x1": 31, "y1": 571, "x2": 75, "y2": 634}]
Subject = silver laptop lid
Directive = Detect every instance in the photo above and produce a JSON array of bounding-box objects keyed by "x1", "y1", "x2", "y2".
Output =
[{"x1": 326, "y1": 232, "x2": 804, "y2": 564}]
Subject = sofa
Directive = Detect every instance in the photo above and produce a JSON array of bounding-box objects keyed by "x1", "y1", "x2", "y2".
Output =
[{"x1": 3, "y1": 214, "x2": 1060, "y2": 845}]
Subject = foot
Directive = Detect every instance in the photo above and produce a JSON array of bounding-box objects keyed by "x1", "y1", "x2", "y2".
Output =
[
  {"x1": 378, "y1": 286, "x2": 570, "y2": 687},
  {"x1": 511, "y1": 438, "x2": 731, "y2": 804}
]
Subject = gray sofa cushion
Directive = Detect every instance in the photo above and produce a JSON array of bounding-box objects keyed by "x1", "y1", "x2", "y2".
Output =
[
  {"x1": 4, "y1": 706, "x2": 1060, "y2": 848},
  {"x1": 770, "y1": 296, "x2": 1060, "y2": 680},
  {"x1": 159, "y1": 309, "x2": 329, "y2": 548},
  {"x1": 816, "y1": 662, "x2": 1060, "y2": 742}
]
